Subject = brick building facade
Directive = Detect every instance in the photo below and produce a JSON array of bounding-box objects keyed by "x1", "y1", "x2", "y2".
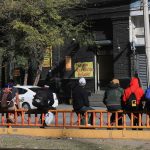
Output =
[{"x1": 47, "y1": 0, "x2": 132, "y2": 101}]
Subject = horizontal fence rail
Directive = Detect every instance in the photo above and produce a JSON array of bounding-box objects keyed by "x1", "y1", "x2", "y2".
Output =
[{"x1": 0, "y1": 109, "x2": 150, "y2": 129}]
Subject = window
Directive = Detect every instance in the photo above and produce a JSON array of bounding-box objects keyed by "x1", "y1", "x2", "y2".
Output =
[{"x1": 17, "y1": 88, "x2": 27, "y2": 94}]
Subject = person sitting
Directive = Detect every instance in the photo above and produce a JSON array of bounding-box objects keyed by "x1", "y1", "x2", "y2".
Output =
[
  {"x1": 122, "y1": 77, "x2": 144, "y2": 127},
  {"x1": 72, "y1": 77, "x2": 94, "y2": 125},
  {"x1": 103, "y1": 79, "x2": 124, "y2": 126},
  {"x1": 32, "y1": 84, "x2": 58, "y2": 127}
]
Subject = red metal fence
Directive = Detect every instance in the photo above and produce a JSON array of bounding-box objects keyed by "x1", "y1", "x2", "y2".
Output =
[{"x1": 0, "y1": 109, "x2": 149, "y2": 129}]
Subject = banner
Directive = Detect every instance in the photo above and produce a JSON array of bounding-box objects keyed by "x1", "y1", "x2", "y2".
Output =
[{"x1": 74, "y1": 62, "x2": 93, "y2": 78}]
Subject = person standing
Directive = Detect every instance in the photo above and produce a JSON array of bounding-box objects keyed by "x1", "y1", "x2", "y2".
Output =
[
  {"x1": 103, "y1": 79, "x2": 124, "y2": 126},
  {"x1": 122, "y1": 77, "x2": 144, "y2": 127},
  {"x1": 7, "y1": 79, "x2": 20, "y2": 109},
  {"x1": 1, "y1": 83, "x2": 20, "y2": 123},
  {"x1": 72, "y1": 77, "x2": 94, "y2": 125}
]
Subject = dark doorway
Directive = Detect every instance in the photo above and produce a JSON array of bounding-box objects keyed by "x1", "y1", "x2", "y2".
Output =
[{"x1": 97, "y1": 55, "x2": 113, "y2": 89}]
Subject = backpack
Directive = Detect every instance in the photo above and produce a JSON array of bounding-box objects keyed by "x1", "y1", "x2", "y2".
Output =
[
  {"x1": 145, "y1": 87, "x2": 150, "y2": 100},
  {"x1": 0, "y1": 91, "x2": 13, "y2": 108},
  {"x1": 32, "y1": 88, "x2": 58, "y2": 109},
  {"x1": 126, "y1": 92, "x2": 137, "y2": 107}
]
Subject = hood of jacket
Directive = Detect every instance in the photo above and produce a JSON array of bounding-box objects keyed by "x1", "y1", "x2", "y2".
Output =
[
  {"x1": 108, "y1": 83, "x2": 120, "y2": 89},
  {"x1": 130, "y1": 77, "x2": 140, "y2": 91}
]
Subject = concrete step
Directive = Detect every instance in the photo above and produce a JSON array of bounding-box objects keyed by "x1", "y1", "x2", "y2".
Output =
[
  {"x1": 89, "y1": 101, "x2": 105, "y2": 107},
  {"x1": 89, "y1": 91, "x2": 105, "y2": 107},
  {"x1": 89, "y1": 98, "x2": 104, "y2": 102},
  {"x1": 93, "y1": 90, "x2": 105, "y2": 95},
  {"x1": 90, "y1": 94, "x2": 104, "y2": 98},
  {"x1": 91, "y1": 91, "x2": 105, "y2": 96}
]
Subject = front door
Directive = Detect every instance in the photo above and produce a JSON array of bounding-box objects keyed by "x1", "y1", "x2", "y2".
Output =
[{"x1": 97, "y1": 55, "x2": 113, "y2": 90}]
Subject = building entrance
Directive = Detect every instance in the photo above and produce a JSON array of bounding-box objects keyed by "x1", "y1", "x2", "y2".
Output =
[{"x1": 96, "y1": 55, "x2": 113, "y2": 90}]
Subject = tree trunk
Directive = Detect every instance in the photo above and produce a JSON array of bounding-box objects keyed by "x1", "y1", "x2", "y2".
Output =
[
  {"x1": 33, "y1": 64, "x2": 42, "y2": 86},
  {"x1": 23, "y1": 67, "x2": 28, "y2": 85}
]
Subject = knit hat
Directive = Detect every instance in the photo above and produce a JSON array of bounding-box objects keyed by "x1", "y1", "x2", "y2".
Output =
[
  {"x1": 111, "y1": 79, "x2": 120, "y2": 84},
  {"x1": 79, "y1": 78, "x2": 86, "y2": 86}
]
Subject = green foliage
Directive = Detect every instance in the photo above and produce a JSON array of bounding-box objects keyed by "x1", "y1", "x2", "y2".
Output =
[
  {"x1": 0, "y1": 0, "x2": 91, "y2": 66},
  {"x1": 15, "y1": 55, "x2": 28, "y2": 67},
  {"x1": 0, "y1": 47, "x2": 6, "y2": 58},
  {"x1": 0, "y1": 1, "x2": 97, "y2": 84}
]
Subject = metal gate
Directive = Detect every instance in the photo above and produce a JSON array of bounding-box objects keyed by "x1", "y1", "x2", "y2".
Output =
[{"x1": 136, "y1": 54, "x2": 147, "y2": 90}]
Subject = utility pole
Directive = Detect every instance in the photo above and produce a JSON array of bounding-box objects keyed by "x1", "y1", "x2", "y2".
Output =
[{"x1": 143, "y1": 0, "x2": 150, "y2": 86}]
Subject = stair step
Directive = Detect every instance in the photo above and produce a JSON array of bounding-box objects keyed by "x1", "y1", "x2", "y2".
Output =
[
  {"x1": 89, "y1": 91, "x2": 105, "y2": 107},
  {"x1": 89, "y1": 98, "x2": 103, "y2": 102},
  {"x1": 90, "y1": 101, "x2": 105, "y2": 107}
]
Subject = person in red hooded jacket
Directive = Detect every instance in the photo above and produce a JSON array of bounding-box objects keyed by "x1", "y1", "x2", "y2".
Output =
[{"x1": 123, "y1": 77, "x2": 144, "y2": 127}]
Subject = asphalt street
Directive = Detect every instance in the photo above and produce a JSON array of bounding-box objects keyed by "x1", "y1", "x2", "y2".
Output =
[{"x1": 57, "y1": 103, "x2": 106, "y2": 110}]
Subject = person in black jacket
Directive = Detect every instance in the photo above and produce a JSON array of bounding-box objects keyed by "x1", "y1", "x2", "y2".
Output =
[
  {"x1": 103, "y1": 79, "x2": 124, "y2": 126},
  {"x1": 72, "y1": 78, "x2": 94, "y2": 125}
]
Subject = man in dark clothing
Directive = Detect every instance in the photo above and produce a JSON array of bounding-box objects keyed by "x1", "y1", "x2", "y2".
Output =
[
  {"x1": 103, "y1": 79, "x2": 124, "y2": 126},
  {"x1": 72, "y1": 78, "x2": 94, "y2": 125}
]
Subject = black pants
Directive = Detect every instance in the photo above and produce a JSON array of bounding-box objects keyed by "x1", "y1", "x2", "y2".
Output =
[
  {"x1": 75, "y1": 106, "x2": 94, "y2": 125},
  {"x1": 124, "y1": 105, "x2": 142, "y2": 126},
  {"x1": 107, "y1": 106, "x2": 123, "y2": 126}
]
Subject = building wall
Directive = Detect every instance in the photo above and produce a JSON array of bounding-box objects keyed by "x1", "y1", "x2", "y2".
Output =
[
  {"x1": 130, "y1": 0, "x2": 149, "y2": 89},
  {"x1": 51, "y1": 41, "x2": 95, "y2": 100},
  {"x1": 51, "y1": 1, "x2": 131, "y2": 95},
  {"x1": 112, "y1": 17, "x2": 131, "y2": 82}
]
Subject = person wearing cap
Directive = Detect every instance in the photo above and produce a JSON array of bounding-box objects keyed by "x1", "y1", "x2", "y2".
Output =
[
  {"x1": 72, "y1": 77, "x2": 94, "y2": 125},
  {"x1": 103, "y1": 79, "x2": 124, "y2": 126}
]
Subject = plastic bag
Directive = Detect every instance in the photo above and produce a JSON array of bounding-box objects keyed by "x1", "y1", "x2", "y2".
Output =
[{"x1": 44, "y1": 112, "x2": 54, "y2": 125}]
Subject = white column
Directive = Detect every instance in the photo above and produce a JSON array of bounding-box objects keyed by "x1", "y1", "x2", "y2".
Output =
[{"x1": 94, "y1": 54, "x2": 97, "y2": 92}]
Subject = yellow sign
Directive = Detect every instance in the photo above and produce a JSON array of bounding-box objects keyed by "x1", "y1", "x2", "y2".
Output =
[
  {"x1": 74, "y1": 62, "x2": 93, "y2": 77},
  {"x1": 42, "y1": 47, "x2": 52, "y2": 68}
]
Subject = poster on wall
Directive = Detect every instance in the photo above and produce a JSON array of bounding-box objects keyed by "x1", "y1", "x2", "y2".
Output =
[{"x1": 74, "y1": 62, "x2": 94, "y2": 78}]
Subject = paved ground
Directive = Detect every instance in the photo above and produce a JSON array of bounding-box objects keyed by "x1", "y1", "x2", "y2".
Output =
[
  {"x1": 0, "y1": 135, "x2": 150, "y2": 150},
  {"x1": 57, "y1": 103, "x2": 106, "y2": 110}
]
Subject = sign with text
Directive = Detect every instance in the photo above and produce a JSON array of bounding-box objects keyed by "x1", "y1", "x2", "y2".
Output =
[
  {"x1": 74, "y1": 62, "x2": 93, "y2": 77},
  {"x1": 42, "y1": 47, "x2": 52, "y2": 68}
]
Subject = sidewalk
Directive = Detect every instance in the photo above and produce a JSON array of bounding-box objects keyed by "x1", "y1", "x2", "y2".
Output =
[{"x1": 57, "y1": 103, "x2": 106, "y2": 110}]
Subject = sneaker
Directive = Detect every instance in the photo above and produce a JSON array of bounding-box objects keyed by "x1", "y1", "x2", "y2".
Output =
[{"x1": 87, "y1": 124, "x2": 91, "y2": 126}]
